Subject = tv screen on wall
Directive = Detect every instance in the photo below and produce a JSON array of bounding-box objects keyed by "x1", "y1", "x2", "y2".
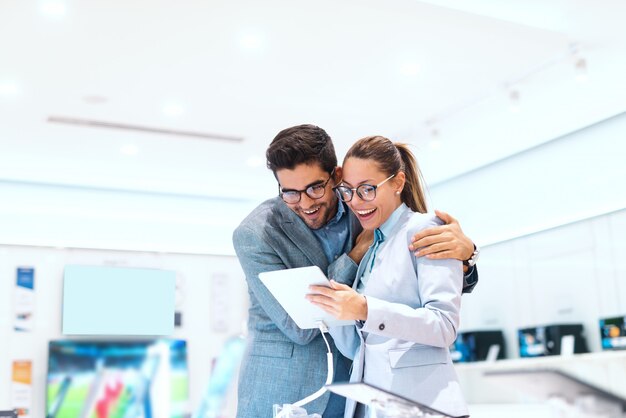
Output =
[{"x1": 46, "y1": 339, "x2": 189, "y2": 418}]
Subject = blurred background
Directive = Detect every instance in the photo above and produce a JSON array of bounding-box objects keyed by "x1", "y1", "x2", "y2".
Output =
[{"x1": 1, "y1": 1, "x2": 625, "y2": 417}]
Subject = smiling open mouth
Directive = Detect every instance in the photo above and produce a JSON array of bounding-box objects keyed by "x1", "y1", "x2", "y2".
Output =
[
  {"x1": 303, "y1": 207, "x2": 321, "y2": 215},
  {"x1": 356, "y1": 208, "x2": 376, "y2": 216}
]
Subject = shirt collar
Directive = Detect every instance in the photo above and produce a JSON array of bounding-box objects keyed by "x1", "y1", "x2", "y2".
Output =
[
  {"x1": 324, "y1": 200, "x2": 347, "y2": 227},
  {"x1": 378, "y1": 203, "x2": 409, "y2": 240}
]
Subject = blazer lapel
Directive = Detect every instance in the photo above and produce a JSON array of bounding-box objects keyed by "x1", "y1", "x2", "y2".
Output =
[
  {"x1": 352, "y1": 256, "x2": 368, "y2": 290},
  {"x1": 278, "y1": 203, "x2": 329, "y2": 271}
]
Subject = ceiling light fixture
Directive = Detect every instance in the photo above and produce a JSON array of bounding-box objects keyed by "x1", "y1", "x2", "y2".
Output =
[
  {"x1": 162, "y1": 103, "x2": 185, "y2": 117},
  {"x1": 423, "y1": 118, "x2": 442, "y2": 150},
  {"x1": 48, "y1": 115, "x2": 245, "y2": 142},
  {"x1": 421, "y1": 43, "x2": 586, "y2": 134},
  {"x1": 245, "y1": 156, "x2": 265, "y2": 168},
  {"x1": 240, "y1": 35, "x2": 261, "y2": 49},
  {"x1": 239, "y1": 32, "x2": 266, "y2": 52},
  {"x1": 39, "y1": 0, "x2": 67, "y2": 18},
  {"x1": 570, "y1": 43, "x2": 589, "y2": 83},
  {"x1": 82, "y1": 95, "x2": 109, "y2": 105},
  {"x1": 574, "y1": 57, "x2": 588, "y2": 83},
  {"x1": 429, "y1": 128, "x2": 442, "y2": 150},
  {"x1": 0, "y1": 81, "x2": 19, "y2": 97},
  {"x1": 400, "y1": 63, "x2": 420, "y2": 77},
  {"x1": 508, "y1": 89, "x2": 521, "y2": 113},
  {"x1": 120, "y1": 144, "x2": 139, "y2": 156}
]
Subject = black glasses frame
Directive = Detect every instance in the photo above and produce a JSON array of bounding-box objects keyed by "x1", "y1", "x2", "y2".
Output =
[
  {"x1": 279, "y1": 169, "x2": 335, "y2": 204},
  {"x1": 334, "y1": 174, "x2": 395, "y2": 202}
]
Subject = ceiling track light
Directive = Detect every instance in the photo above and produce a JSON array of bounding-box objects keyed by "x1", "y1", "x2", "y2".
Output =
[
  {"x1": 508, "y1": 89, "x2": 521, "y2": 113},
  {"x1": 574, "y1": 57, "x2": 588, "y2": 82},
  {"x1": 421, "y1": 42, "x2": 588, "y2": 130},
  {"x1": 426, "y1": 123, "x2": 442, "y2": 150},
  {"x1": 570, "y1": 42, "x2": 589, "y2": 82},
  {"x1": 39, "y1": 0, "x2": 67, "y2": 18}
]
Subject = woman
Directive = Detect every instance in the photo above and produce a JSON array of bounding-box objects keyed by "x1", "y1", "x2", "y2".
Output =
[{"x1": 307, "y1": 135, "x2": 468, "y2": 418}]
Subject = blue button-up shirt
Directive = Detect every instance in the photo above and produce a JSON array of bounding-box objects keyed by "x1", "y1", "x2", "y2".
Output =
[
  {"x1": 357, "y1": 203, "x2": 408, "y2": 292},
  {"x1": 312, "y1": 201, "x2": 350, "y2": 264}
]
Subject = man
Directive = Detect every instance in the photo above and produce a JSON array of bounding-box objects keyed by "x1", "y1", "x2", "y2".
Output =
[{"x1": 233, "y1": 124, "x2": 478, "y2": 418}]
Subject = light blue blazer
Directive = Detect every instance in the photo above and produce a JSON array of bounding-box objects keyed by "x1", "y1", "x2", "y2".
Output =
[
  {"x1": 233, "y1": 197, "x2": 362, "y2": 418},
  {"x1": 331, "y1": 207, "x2": 469, "y2": 417}
]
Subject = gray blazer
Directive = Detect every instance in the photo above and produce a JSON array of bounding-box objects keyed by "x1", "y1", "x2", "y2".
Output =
[
  {"x1": 233, "y1": 197, "x2": 362, "y2": 418},
  {"x1": 331, "y1": 209, "x2": 469, "y2": 417}
]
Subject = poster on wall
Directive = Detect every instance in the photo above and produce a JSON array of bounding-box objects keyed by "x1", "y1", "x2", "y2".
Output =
[
  {"x1": 11, "y1": 360, "x2": 32, "y2": 418},
  {"x1": 13, "y1": 267, "x2": 35, "y2": 332}
]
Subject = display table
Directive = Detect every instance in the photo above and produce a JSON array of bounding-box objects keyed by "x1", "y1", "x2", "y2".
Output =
[{"x1": 456, "y1": 350, "x2": 626, "y2": 402}]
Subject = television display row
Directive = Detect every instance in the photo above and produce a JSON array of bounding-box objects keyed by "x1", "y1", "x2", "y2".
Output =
[{"x1": 451, "y1": 315, "x2": 626, "y2": 363}]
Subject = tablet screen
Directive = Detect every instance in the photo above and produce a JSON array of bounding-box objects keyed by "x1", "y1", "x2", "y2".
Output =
[{"x1": 259, "y1": 266, "x2": 353, "y2": 329}]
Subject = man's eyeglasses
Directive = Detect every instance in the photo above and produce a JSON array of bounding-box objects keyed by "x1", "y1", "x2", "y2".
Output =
[
  {"x1": 279, "y1": 170, "x2": 335, "y2": 204},
  {"x1": 334, "y1": 174, "x2": 395, "y2": 202}
]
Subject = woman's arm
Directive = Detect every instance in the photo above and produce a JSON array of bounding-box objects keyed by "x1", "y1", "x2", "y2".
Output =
[
  {"x1": 362, "y1": 216, "x2": 463, "y2": 347},
  {"x1": 361, "y1": 255, "x2": 462, "y2": 348}
]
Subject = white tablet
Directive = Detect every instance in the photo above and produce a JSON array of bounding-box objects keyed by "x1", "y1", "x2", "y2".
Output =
[{"x1": 258, "y1": 266, "x2": 353, "y2": 329}]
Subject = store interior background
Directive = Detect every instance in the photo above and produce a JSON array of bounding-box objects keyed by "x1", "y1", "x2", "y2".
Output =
[{"x1": 1, "y1": 0, "x2": 626, "y2": 417}]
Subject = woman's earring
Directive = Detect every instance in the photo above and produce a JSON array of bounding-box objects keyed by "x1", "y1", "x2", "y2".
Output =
[{"x1": 395, "y1": 191, "x2": 401, "y2": 195}]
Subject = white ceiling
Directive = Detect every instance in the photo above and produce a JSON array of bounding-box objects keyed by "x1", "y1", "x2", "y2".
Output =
[{"x1": 1, "y1": 0, "x2": 626, "y2": 203}]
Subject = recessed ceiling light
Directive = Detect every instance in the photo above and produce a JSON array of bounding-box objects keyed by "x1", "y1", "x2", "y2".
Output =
[
  {"x1": 575, "y1": 58, "x2": 588, "y2": 82},
  {"x1": 82, "y1": 95, "x2": 109, "y2": 104},
  {"x1": 240, "y1": 35, "x2": 261, "y2": 49},
  {"x1": 429, "y1": 129, "x2": 441, "y2": 150},
  {"x1": 120, "y1": 144, "x2": 139, "y2": 156},
  {"x1": 39, "y1": 0, "x2": 67, "y2": 18},
  {"x1": 239, "y1": 32, "x2": 265, "y2": 52},
  {"x1": 0, "y1": 81, "x2": 19, "y2": 97},
  {"x1": 162, "y1": 103, "x2": 185, "y2": 117},
  {"x1": 400, "y1": 63, "x2": 420, "y2": 77},
  {"x1": 509, "y1": 89, "x2": 521, "y2": 113}
]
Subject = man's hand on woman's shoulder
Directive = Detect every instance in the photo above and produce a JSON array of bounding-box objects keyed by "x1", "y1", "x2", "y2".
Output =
[{"x1": 408, "y1": 209, "x2": 474, "y2": 263}]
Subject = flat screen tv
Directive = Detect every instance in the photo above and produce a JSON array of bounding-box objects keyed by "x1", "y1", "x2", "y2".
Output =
[
  {"x1": 46, "y1": 339, "x2": 189, "y2": 418},
  {"x1": 600, "y1": 315, "x2": 626, "y2": 350}
]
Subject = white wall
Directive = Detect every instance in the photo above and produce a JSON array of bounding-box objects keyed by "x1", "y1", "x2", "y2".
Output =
[
  {"x1": 458, "y1": 208, "x2": 626, "y2": 358},
  {"x1": 426, "y1": 110, "x2": 626, "y2": 358},
  {"x1": 0, "y1": 181, "x2": 261, "y2": 256},
  {"x1": 426, "y1": 104, "x2": 626, "y2": 417},
  {"x1": 0, "y1": 244, "x2": 247, "y2": 417},
  {"x1": 429, "y1": 110, "x2": 626, "y2": 247}
]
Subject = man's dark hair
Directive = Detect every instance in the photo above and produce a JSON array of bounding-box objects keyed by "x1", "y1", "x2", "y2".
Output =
[{"x1": 266, "y1": 124, "x2": 337, "y2": 174}]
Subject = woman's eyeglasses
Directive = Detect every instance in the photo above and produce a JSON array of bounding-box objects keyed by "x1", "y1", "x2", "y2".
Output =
[{"x1": 334, "y1": 174, "x2": 395, "y2": 202}]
